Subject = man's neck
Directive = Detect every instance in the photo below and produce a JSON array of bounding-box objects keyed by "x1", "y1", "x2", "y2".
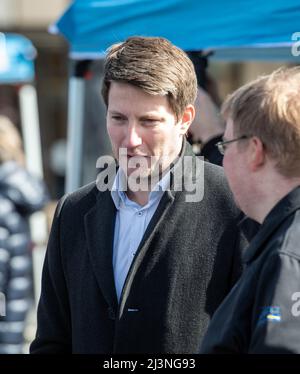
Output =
[
  {"x1": 125, "y1": 165, "x2": 172, "y2": 206},
  {"x1": 126, "y1": 170, "x2": 169, "y2": 206},
  {"x1": 126, "y1": 189, "x2": 150, "y2": 206}
]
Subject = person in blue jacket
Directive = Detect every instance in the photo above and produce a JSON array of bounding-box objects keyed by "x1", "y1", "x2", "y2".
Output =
[{"x1": 200, "y1": 67, "x2": 300, "y2": 354}]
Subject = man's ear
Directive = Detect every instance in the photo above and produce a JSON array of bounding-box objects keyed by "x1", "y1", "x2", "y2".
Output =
[
  {"x1": 179, "y1": 104, "x2": 195, "y2": 135},
  {"x1": 249, "y1": 136, "x2": 265, "y2": 171}
]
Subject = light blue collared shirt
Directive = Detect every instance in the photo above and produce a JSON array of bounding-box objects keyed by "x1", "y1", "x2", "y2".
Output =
[{"x1": 111, "y1": 169, "x2": 170, "y2": 302}]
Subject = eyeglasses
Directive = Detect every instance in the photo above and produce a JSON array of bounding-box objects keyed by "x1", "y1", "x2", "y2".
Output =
[{"x1": 216, "y1": 135, "x2": 249, "y2": 155}]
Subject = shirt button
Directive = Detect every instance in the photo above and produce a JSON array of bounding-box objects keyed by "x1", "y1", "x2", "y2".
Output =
[{"x1": 138, "y1": 211, "x2": 143, "y2": 216}]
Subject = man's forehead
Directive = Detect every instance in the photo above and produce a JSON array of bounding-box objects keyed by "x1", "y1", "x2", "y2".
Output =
[
  {"x1": 108, "y1": 88, "x2": 173, "y2": 115},
  {"x1": 108, "y1": 82, "x2": 170, "y2": 103}
]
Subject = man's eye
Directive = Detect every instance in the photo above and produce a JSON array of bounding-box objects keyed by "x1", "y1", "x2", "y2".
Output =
[
  {"x1": 112, "y1": 116, "x2": 125, "y2": 122},
  {"x1": 142, "y1": 119, "x2": 160, "y2": 126}
]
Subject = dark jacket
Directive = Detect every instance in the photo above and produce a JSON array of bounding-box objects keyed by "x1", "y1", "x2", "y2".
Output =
[
  {"x1": 30, "y1": 141, "x2": 252, "y2": 354},
  {"x1": 200, "y1": 186, "x2": 300, "y2": 354},
  {"x1": 200, "y1": 135, "x2": 223, "y2": 167},
  {"x1": 0, "y1": 161, "x2": 48, "y2": 354},
  {"x1": 188, "y1": 135, "x2": 223, "y2": 167}
]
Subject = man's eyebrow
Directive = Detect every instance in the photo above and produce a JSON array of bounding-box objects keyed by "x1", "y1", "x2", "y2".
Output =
[
  {"x1": 107, "y1": 111, "x2": 165, "y2": 121},
  {"x1": 108, "y1": 110, "x2": 126, "y2": 115},
  {"x1": 139, "y1": 114, "x2": 165, "y2": 121}
]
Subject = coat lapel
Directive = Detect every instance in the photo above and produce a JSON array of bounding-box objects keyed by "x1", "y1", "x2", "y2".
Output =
[{"x1": 84, "y1": 189, "x2": 118, "y2": 310}]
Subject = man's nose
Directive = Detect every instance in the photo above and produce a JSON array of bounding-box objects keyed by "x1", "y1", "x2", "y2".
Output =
[{"x1": 124, "y1": 123, "x2": 142, "y2": 148}]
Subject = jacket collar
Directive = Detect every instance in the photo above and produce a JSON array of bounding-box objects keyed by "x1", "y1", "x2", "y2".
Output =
[
  {"x1": 243, "y1": 185, "x2": 300, "y2": 264},
  {"x1": 168, "y1": 138, "x2": 203, "y2": 200}
]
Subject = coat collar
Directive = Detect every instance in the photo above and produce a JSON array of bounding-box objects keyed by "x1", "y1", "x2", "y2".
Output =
[
  {"x1": 168, "y1": 138, "x2": 203, "y2": 199},
  {"x1": 243, "y1": 186, "x2": 300, "y2": 264}
]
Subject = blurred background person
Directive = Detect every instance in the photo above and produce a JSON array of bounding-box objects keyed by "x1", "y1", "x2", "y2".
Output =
[
  {"x1": 187, "y1": 52, "x2": 225, "y2": 166},
  {"x1": 0, "y1": 115, "x2": 48, "y2": 354},
  {"x1": 189, "y1": 85, "x2": 225, "y2": 166}
]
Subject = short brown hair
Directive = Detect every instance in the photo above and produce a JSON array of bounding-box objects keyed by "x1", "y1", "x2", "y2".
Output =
[
  {"x1": 221, "y1": 67, "x2": 300, "y2": 177},
  {"x1": 101, "y1": 36, "x2": 197, "y2": 120}
]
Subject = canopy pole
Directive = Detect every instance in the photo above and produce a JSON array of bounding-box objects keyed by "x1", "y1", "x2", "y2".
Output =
[
  {"x1": 18, "y1": 84, "x2": 48, "y2": 306},
  {"x1": 65, "y1": 60, "x2": 91, "y2": 193},
  {"x1": 18, "y1": 84, "x2": 43, "y2": 177}
]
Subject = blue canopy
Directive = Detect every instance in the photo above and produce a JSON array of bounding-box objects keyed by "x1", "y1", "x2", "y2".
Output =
[
  {"x1": 52, "y1": 0, "x2": 300, "y2": 61},
  {"x1": 0, "y1": 33, "x2": 36, "y2": 83}
]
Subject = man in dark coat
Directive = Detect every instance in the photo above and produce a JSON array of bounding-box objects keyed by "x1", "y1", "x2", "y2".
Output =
[
  {"x1": 200, "y1": 67, "x2": 300, "y2": 353},
  {"x1": 30, "y1": 37, "x2": 253, "y2": 354}
]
